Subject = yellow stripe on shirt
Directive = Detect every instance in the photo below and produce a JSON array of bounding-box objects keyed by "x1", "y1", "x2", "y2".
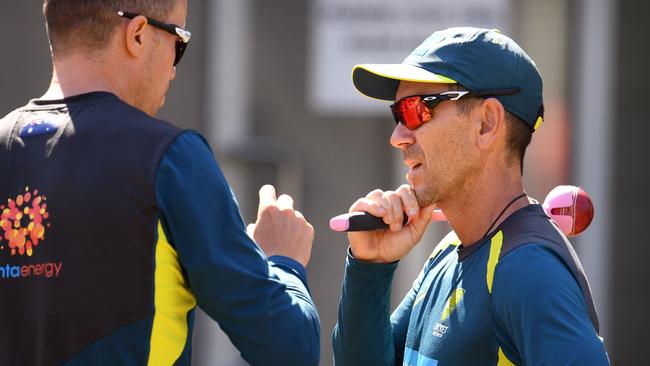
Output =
[
  {"x1": 486, "y1": 230, "x2": 504, "y2": 294},
  {"x1": 497, "y1": 347, "x2": 516, "y2": 365},
  {"x1": 147, "y1": 222, "x2": 197, "y2": 366}
]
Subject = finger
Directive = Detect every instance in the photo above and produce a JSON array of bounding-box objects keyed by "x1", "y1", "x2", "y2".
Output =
[
  {"x1": 276, "y1": 194, "x2": 295, "y2": 211},
  {"x1": 385, "y1": 191, "x2": 405, "y2": 231},
  {"x1": 397, "y1": 184, "x2": 419, "y2": 219},
  {"x1": 294, "y1": 211, "x2": 314, "y2": 238},
  {"x1": 258, "y1": 184, "x2": 277, "y2": 210},
  {"x1": 365, "y1": 191, "x2": 393, "y2": 222},
  {"x1": 350, "y1": 198, "x2": 387, "y2": 217},
  {"x1": 409, "y1": 204, "x2": 436, "y2": 239},
  {"x1": 246, "y1": 223, "x2": 256, "y2": 238},
  {"x1": 365, "y1": 189, "x2": 384, "y2": 200},
  {"x1": 377, "y1": 194, "x2": 394, "y2": 223},
  {"x1": 419, "y1": 203, "x2": 436, "y2": 222},
  {"x1": 358, "y1": 189, "x2": 390, "y2": 216}
]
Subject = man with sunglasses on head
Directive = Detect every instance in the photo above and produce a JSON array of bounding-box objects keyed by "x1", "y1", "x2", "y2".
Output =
[
  {"x1": 0, "y1": 1, "x2": 319, "y2": 365},
  {"x1": 332, "y1": 27, "x2": 609, "y2": 365}
]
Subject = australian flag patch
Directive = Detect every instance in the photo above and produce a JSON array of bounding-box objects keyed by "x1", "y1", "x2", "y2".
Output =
[{"x1": 19, "y1": 120, "x2": 58, "y2": 138}]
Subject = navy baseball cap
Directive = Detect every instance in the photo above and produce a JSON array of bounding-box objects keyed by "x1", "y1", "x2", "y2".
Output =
[{"x1": 352, "y1": 27, "x2": 544, "y2": 131}]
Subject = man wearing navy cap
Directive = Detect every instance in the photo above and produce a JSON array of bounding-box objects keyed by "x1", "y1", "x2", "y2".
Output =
[{"x1": 332, "y1": 27, "x2": 609, "y2": 365}]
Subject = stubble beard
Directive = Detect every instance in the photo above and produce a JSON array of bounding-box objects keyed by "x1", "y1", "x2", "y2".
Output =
[
  {"x1": 405, "y1": 147, "x2": 439, "y2": 207},
  {"x1": 412, "y1": 177, "x2": 440, "y2": 208},
  {"x1": 412, "y1": 156, "x2": 479, "y2": 209},
  {"x1": 137, "y1": 53, "x2": 167, "y2": 117}
]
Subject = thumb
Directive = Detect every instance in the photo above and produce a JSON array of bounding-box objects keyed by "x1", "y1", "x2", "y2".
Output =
[
  {"x1": 258, "y1": 184, "x2": 277, "y2": 213},
  {"x1": 409, "y1": 204, "x2": 436, "y2": 238},
  {"x1": 246, "y1": 223, "x2": 256, "y2": 239}
]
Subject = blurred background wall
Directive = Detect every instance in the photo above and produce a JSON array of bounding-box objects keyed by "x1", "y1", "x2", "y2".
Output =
[{"x1": 1, "y1": 0, "x2": 647, "y2": 364}]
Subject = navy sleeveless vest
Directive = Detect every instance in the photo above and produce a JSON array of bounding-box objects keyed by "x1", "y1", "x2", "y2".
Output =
[{"x1": 0, "y1": 92, "x2": 183, "y2": 365}]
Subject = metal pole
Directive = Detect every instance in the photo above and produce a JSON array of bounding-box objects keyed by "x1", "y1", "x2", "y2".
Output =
[
  {"x1": 573, "y1": 0, "x2": 616, "y2": 343},
  {"x1": 193, "y1": 0, "x2": 251, "y2": 364}
]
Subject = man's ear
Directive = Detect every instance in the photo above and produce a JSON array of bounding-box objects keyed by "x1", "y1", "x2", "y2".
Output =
[
  {"x1": 476, "y1": 97, "x2": 506, "y2": 149},
  {"x1": 124, "y1": 15, "x2": 149, "y2": 61}
]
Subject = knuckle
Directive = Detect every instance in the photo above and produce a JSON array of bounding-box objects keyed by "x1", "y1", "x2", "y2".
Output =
[
  {"x1": 378, "y1": 194, "x2": 391, "y2": 205},
  {"x1": 293, "y1": 210, "x2": 306, "y2": 222},
  {"x1": 381, "y1": 190, "x2": 395, "y2": 198},
  {"x1": 366, "y1": 198, "x2": 383, "y2": 208},
  {"x1": 349, "y1": 200, "x2": 361, "y2": 211},
  {"x1": 368, "y1": 189, "x2": 384, "y2": 198},
  {"x1": 398, "y1": 186, "x2": 412, "y2": 198},
  {"x1": 260, "y1": 205, "x2": 279, "y2": 217}
]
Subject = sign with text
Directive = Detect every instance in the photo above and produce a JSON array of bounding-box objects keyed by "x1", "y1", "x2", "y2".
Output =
[{"x1": 308, "y1": 0, "x2": 512, "y2": 115}]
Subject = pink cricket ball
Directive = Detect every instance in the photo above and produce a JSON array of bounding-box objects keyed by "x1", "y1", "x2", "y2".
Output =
[{"x1": 542, "y1": 185, "x2": 594, "y2": 237}]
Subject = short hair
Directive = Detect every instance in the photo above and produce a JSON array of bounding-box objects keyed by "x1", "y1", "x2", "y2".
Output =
[
  {"x1": 43, "y1": 0, "x2": 179, "y2": 55},
  {"x1": 503, "y1": 112, "x2": 532, "y2": 174},
  {"x1": 451, "y1": 85, "x2": 533, "y2": 174}
]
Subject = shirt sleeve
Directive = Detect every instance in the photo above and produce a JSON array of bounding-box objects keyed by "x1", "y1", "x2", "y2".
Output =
[
  {"x1": 155, "y1": 131, "x2": 320, "y2": 366},
  {"x1": 333, "y1": 248, "x2": 419, "y2": 366},
  {"x1": 491, "y1": 244, "x2": 610, "y2": 366},
  {"x1": 390, "y1": 264, "x2": 427, "y2": 364}
]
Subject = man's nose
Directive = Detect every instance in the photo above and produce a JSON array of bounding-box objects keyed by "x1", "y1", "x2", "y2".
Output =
[{"x1": 390, "y1": 123, "x2": 415, "y2": 149}]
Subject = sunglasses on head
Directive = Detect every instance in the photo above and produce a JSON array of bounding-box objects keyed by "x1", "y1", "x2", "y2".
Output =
[
  {"x1": 389, "y1": 88, "x2": 521, "y2": 130},
  {"x1": 117, "y1": 10, "x2": 191, "y2": 66}
]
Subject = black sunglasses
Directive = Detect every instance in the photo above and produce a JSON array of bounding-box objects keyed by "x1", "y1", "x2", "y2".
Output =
[
  {"x1": 117, "y1": 10, "x2": 191, "y2": 66},
  {"x1": 390, "y1": 88, "x2": 521, "y2": 130}
]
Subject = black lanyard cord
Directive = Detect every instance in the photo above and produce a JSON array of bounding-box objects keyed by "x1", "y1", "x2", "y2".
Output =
[{"x1": 483, "y1": 192, "x2": 528, "y2": 238}]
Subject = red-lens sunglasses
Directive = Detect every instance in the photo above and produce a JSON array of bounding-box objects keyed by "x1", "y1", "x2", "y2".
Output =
[{"x1": 389, "y1": 88, "x2": 520, "y2": 130}]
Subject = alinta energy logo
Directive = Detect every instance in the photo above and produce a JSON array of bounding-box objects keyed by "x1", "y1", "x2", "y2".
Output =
[{"x1": 0, "y1": 187, "x2": 62, "y2": 280}]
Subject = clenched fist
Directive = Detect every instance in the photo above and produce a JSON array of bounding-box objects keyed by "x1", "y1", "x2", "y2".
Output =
[
  {"x1": 247, "y1": 185, "x2": 314, "y2": 267},
  {"x1": 348, "y1": 184, "x2": 435, "y2": 263}
]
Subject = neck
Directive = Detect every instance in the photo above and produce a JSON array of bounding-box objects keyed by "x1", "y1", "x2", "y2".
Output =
[
  {"x1": 42, "y1": 53, "x2": 127, "y2": 101},
  {"x1": 439, "y1": 162, "x2": 530, "y2": 246}
]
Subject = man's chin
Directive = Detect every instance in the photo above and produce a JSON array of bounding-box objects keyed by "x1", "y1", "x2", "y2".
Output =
[{"x1": 413, "y1": 186, "x2": 437, "y2": 208}]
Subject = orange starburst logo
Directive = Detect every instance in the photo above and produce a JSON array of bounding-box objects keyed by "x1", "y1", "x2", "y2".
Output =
[{"x1": 0, "y1": 187, "x2": 51, "y2": 257}]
